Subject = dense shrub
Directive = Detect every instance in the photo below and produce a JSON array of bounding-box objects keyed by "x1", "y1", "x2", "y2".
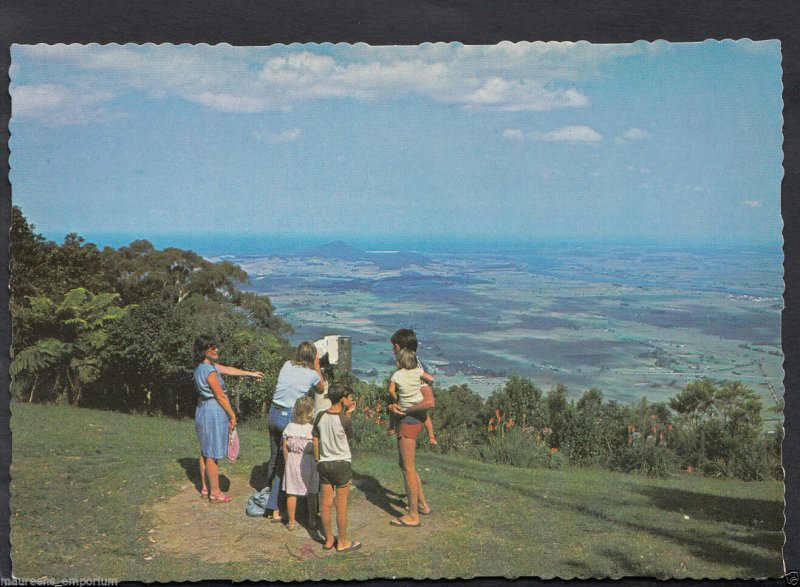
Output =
[
  {"x1": 668, "y1": 378, "x2": 779, "y2": 481},
  {"x1": 610, "y1": 441, "x2": 678, "y2": 478},
  {"x1": 562, "y1": 388, "x2": 610, "y2": 466},
  {"x1": 703, "y1": 437, "x2": 780, "y2": 482},
  {"x1": 350, "y1": 404, "x2": 396, "y2": 451},
  {"x1": 478, "y1": 428, "x2": 552, "y2": 469},
  {"x1": 431, "y1": 384, "x2": 489, "y2": 454},
  {"x1": 548, "y1": 449, "x2": 568, "y2": 470},
  {"x1": 487, "y1": 375, "x2": 547, "y2": 432},
  {"x1": 545, "y1": 384, "x2": 573, "y2": 449}
]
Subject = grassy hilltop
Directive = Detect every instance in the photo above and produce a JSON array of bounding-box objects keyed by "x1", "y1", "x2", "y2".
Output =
[{"x1": 11, "y1": 402, "x2": 783, "y2": 581}]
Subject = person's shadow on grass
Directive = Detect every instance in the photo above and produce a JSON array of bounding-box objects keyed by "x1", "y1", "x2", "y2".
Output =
[
  {"x1": 249, "y1": 462, "x2": 270, "y2": 491},
  {"x1": 177, "y1": 457, "x2": 230, "y2": 493},
  {"x1": 351, "y1": 470, "x2": 405, "y2": 517}
]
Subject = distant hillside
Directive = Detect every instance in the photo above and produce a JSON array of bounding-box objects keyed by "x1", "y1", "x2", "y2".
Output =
[
  {"x1": 304, "y1": 240, "x2": 364, "y2": 261},
  {"x1": 301, "y1": 240, "x2": 430, "y2": 270}
]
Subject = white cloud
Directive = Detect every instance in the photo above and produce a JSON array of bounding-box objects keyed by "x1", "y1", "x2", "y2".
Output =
[
  {"x1": 10, "y1": 83, "x2": 122, "y2": 125},
  {"x1": 458, "y1": 79, "x2": 588, "y2": 111},
  {"x1": 502, "y1": 128, "x2": 524, "y2": 141},
  {"x1": 742, "y1": 200, "x2": 762, "y2": 208},
  {"x1": 533, "y1": 125, "x2": 602, "y2": 143},
  {"x1": 252, "y1": 128, "x2": 303, "y2": 143},
  {"x1": 623, "y1": 128, "x2": 649, "y2": 140},
  {"x1": 11, "y1": 42, "x2": 642, "y2": 122},
  {"x1": 196, "y1": 92, "x2": 267, "y2": 113},
  {"x1": 615, "y1": 127, "x2": 650, "y2": 144},
  {"x1": 11, "y1": 84, "x2": 67, "y2": 113},
  {"x1": 265, "y1": 128, "x2": 302, "y2": 143}
]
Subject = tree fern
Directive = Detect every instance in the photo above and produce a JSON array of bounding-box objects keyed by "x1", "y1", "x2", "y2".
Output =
[{"x1": 10, "y1": 338, "x2": 70, "y2": 378}]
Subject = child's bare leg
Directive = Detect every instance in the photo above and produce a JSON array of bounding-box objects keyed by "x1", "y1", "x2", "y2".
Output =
[
  {"x1": 286, "y1": 495, "x2": 297, "y2": 529},
  {"x1": 334, "y1": 483, "x2": 352, "y2": 550},
  {"x1": 424, "y1": 415, "x2": 437, "y2": 444},
  {"x1": 320, "y1": 484, "x2": 335, "y2": 548}
]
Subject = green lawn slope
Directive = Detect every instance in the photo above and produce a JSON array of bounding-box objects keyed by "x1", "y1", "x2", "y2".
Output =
[{"x1": 10, "y1": 403, "x2": 784, "y2": 580}]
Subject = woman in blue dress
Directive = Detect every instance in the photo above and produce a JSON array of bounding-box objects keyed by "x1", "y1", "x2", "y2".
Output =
[
  {"x1": 265, "y1": 341, "x2": 326, "y2": 521},
  {"x1": 193, "y1": 335, "x2": 264, "y2": 503}
]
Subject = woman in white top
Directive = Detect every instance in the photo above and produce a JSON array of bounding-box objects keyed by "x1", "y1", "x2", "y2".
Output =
[{"x1": 265, "y1": 341, "x2": 325, "y2": 522}]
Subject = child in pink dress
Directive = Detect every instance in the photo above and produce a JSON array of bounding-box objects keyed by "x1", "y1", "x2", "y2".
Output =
[{"x1": 282, "y1": 396, "x2": 319, "y2": 531}]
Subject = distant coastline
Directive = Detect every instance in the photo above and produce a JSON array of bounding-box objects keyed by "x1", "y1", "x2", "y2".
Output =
[{"x1": 43, "y1": 231, "x2": 785, "y2": 258}]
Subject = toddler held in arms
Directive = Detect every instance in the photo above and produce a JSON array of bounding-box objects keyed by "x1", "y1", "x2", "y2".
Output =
[
  {"x1": 388, "y1": 328, "x2": 437, "y2": 444},
  {"x1": 387, "y1": 348, "x2": 434, "y2": 434}
]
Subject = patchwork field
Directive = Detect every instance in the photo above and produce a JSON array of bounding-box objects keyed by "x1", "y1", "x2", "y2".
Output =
[{"x1": 230, "y1": 243, "x2": 783, "y2": 411}]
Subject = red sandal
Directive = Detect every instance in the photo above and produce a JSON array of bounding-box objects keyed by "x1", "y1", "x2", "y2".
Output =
[{"x1": 209, "y1": 492, "x2": 232, "y2": 503}]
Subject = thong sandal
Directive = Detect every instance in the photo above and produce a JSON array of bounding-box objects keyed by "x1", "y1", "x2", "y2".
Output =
[
  {"x1": 200, "y1": 489, "x2": 209, "y2": 499},
  {"x1": 404, "y1": 505, "x2": 432, "y2": 516},
  {"x1": 322, "y1": 539, "x2": 337, "y2": 551},
  {"x1": 336, "y1": 540, "x2": 362, "y2": 553},
  {"x1": 390, "y1": 517, "x2": 420, "y2": 527},
  {"x1": 209, "y1": 492, "x2": 232, "y2": 503}
]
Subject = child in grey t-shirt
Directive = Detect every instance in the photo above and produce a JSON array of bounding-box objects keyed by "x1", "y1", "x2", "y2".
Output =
[{"x1": 312, "y1": 381, "x2": 362, "y2": 552}]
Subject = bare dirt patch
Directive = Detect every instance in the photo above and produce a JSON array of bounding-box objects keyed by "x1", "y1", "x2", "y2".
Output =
[{"x1": 143, "y1": 475, "x2": 435, "y2": 563}]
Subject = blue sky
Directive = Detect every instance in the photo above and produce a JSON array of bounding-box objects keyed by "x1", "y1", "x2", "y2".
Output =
[{"x1": 9, "y1": 40, "x2": 783, "y2": 247}]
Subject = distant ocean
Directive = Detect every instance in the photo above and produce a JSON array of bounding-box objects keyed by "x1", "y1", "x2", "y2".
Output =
[{"x1": 46, "y1": 231, "x2": 784, "y2": 259}]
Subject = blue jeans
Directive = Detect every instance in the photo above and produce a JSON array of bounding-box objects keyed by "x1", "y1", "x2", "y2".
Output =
[{"x1": 266, "y1": 404, "x2": 293, "y2": 511}]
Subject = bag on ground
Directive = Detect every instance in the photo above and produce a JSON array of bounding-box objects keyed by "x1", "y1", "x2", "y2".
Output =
[{"x1": 245, "y1": 487, "x2": 271, "y2": 517}]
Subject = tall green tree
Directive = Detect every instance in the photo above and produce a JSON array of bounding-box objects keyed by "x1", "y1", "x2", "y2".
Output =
[
  {"x1": 668, "y1": 379, "x2": 774, "y2": 479},
  {"x1": 545, "y1": 383, "x2": 573, "y2": 449},
  {"x1": 102, "y1": 296, "x2": 193, "y2": 414},
  {"x1": 564, "y1": 388, "x2": 607, "y2": 465},
  {"x1": 434, "y1": 384, "x2": 490, "y2": 451},
  {"x1": 714, "y1": 380, "x2": 762, "y2": 440},
  {"x1": 10, "y1": 205, "x2": 58, "y2": 299},
  {"x1": 487, "y1": 375, "x2": 546, "y2": 430},
  {"x1": 668, "y1": 378, "x2": 715, "y2": 428},
  {"x1": 109, "y1": 241, "x2": 248, "y2": 306}
]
